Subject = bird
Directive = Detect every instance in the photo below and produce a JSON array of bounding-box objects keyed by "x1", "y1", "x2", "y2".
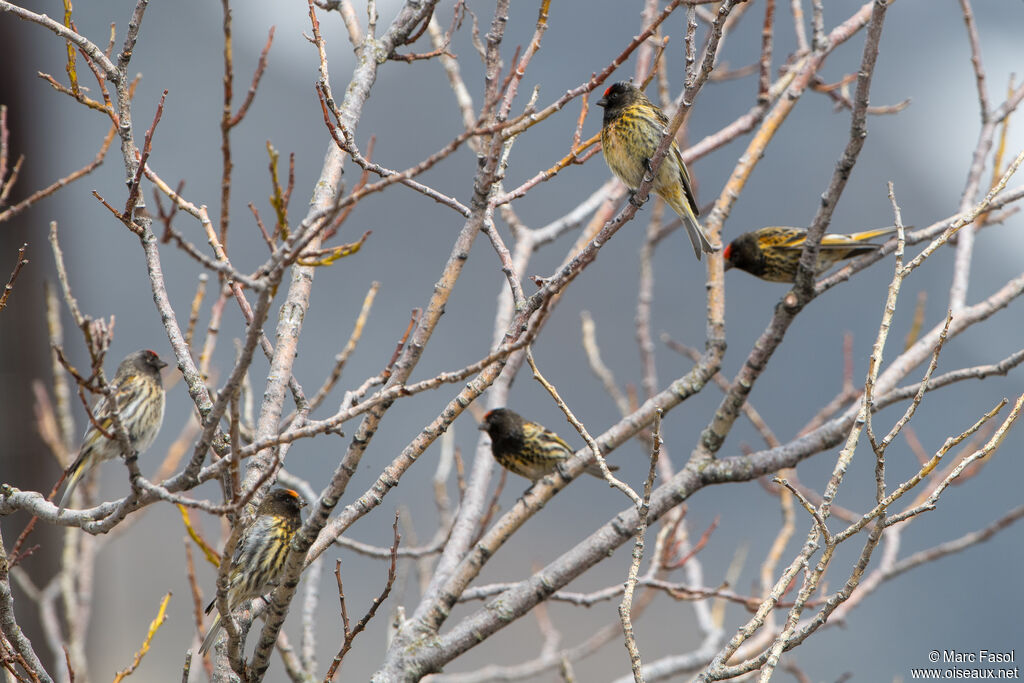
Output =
[
  {"x1": 479, "y1": 408, "x2": 615, "y2": 482},
  {"x1": 58, "y1": 349, "x2": 167, "y2": 512},
  {"x1": 199, "y1": 487, "x2": 307, "y2": 656},
  {"x1": 723, "y1": 225, "x2": 900, "y2": 283},
  {"x1": 597, "y1": 81, "x2": 716, "y2": 260}
]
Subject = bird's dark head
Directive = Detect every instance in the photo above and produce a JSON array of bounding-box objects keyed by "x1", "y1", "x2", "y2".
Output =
[
  {"x1": 722, "y1": 232, "x2": 765, "y2": 276},
  {"x1": 260, "y1": 487, "x2": 307, "y2": 517},
  {"x1": 480, "y1": 408, "x2": 524, "y2": 441},
  {"x1": 122, "y1": 349, "x2": 168, "y2": 379},
  {"x1": 597, "y1": 82, "x2": 645, "y2": 123}
]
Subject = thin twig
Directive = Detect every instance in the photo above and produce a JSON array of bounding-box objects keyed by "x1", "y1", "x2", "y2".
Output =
[
  {"x1": 620, "y1": 411, "x2": 662, "y2": 682},
  {"x1": 0, "y1": 242, "x2": 29, "y2": 312},
  {"x1": 323, "y1": 513, "x2": 400, "y2": 680}
]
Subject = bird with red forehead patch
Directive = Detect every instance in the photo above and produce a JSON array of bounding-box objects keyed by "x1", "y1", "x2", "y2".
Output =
[
  {"x1": 199, "y1": 487, "x2": 307, "y2": 656},
  {"x1": 723, "y1": 225, "x2": 900, "y2": 282},
  {"x1": 58, "y1": 349, "x2": 168, "y2": 512},
  {"x1": 480, "y1": 408, "x2": 617, "y2": 482},
  {"x1": 597, "y1": 81, "x2": 716, "y2": 260}
]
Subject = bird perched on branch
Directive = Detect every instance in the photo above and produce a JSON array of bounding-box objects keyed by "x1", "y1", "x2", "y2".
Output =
[
  {"x1": 58, "y1": 349, "x2": 167, "y2": 512},
  {"x1": 480, "y1": 408, "x2": 615, "y2": 482},
  {"x1": 199, "y1": 487, "x2": 307, "y2": 656},
  {"x1": 723, "y1": 225, "x2": 901, "y2": 282},
  {"x1": 597, "y1": 81, "x2": 716, "y2": 260}
]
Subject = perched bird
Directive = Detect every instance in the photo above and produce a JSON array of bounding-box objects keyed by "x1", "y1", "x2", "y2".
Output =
[
  {"x1": 723, "y1": 225, "x2": 900, "y2": 283},
  {"x1": 199, "y1": 487, "x2": 307, "y2": 656},
  {"x1": 58, "y1": 349, "x2": 167, "y2": 512},
  {"x1": 480, "y1": 408, "x2": 615, "y2": 482},
  {"x1": 597, "y1": 81, "x2": 715, "y2": 260}
]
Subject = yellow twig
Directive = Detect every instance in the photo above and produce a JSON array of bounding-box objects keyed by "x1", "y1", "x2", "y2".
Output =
[
  {"x1": 297, "y1": 230, "x2": 372, "y2": 266},
  {"x1": 178, "y1": 503, "x2": 221, "y2": 567},
  {"x1": 903, "y1": 290, "x2": 927, "y2": 351},
  {"x1": 267, "y1": 141, "x2": 289, "y2": 238},
  {"x1": 111, "y1": 592, "x2": 172, "y2": 682},
  {"x1": 979, "y1": 74, "x2": 1014, "y2": 226},
  {"x1": 62, "y1": 0, "x2": 79, "y2": 96}
]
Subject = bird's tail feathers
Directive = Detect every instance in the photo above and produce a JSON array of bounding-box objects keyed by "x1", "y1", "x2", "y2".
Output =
[
  {"x1": 683, "y1": 212, "x2": 717, "y2": 261},
  {"x1": 57, "y1": 457, "x2": 87, "y2": 513},
  {"x1": 848, "y1": 225, "x2": 908, "y2": 242},
  {"x1": 667, "y1": 195, "x2": 717, "y2": 260},
  {"x1": 818, "y1": 225, "x2": 908, "y2": 251},
  {"x1": 198, "y1": 613, "x2": 222, "y2": 656}
]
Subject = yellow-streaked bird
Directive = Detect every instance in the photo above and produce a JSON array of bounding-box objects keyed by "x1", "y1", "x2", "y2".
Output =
[
  {"x1": 597, "y1": 81, "x2": 716, "y2": 260},
  {"x1": 723, "y1": 225, "x2": 900, "y2": 283},
  {"x1": 58, "y1": 349, "x2": 167, "y2": 512},
  {"x1": 199, "y1": 488, "x2": 306, "y2": 656},
  {"x1": 480, "y1": 408, "x2": 615, "y2": 481}
]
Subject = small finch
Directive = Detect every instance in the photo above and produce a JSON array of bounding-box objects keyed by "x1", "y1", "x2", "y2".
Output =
[
  {"x1": 597, "y1": 81, "x2": 715, "y2": 260},
  {"x1": 199, "y1": 487, "x2": 307, "y2": 656},
  {"x1": 723, "y1": 225, "x2": 900, "y2": 283},
  {"x1": 58, "y1": 349, "x2": 167, "y2": 512},
  {"x1": 480, "y1": 408, "x2": 615, "y2": 482}
]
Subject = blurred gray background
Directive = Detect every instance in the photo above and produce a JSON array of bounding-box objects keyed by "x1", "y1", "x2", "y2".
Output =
[{"x1": 1, "y1": 0, "x2": 1022, "y2": 680}]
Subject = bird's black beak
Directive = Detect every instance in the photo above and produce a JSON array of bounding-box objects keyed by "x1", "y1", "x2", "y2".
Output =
[
  {"x1": 596, "y1": 96, "x2": 608, "y2": 108},
  {"x1": 478, "y1": 422, "x2": 487, "y2": 431},
  {"x1": 156, "y1": 358, "x2": 169, "y2": 369}
]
